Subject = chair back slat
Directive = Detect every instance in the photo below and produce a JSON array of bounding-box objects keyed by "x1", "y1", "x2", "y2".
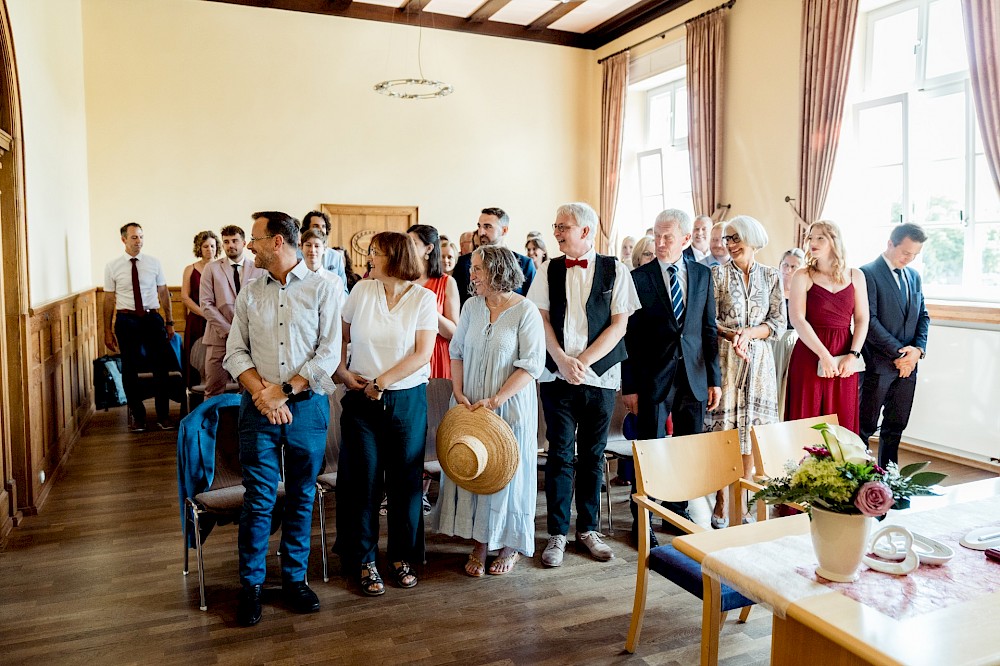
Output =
[
  {"x1": 210, "y1": 405, "x2": 242, "y2": 490},
  {"x1": 633, "y1": 430, "x2": 742, "y2": 502},
  {"x1": 750, "y1": 414, "x2": 839, "y2": 480},
  {"x1": 424, "y1": 378, "x2": 453, "y2": 462}
]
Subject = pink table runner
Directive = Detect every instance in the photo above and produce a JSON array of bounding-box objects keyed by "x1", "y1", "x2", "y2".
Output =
[{"x1": 701, "y1": 495, "x2": 1000, "y2": 620}]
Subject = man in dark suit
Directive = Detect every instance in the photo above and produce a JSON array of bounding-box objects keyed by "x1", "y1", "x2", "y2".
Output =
[
  {"x1": 453, "y1": 207, "x2": 535, "y2": 305},
  {"x1": 681, "y1": 214, "x2": 713, "y2": 262},
  {"x1": 622, "y1": 209, "x2": 721, "y2": 544},
  {"x1": 860, "y1": 223, "x2": 930, "y2": 468}
]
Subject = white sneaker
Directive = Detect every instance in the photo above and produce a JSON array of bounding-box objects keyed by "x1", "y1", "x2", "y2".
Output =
[
  {"x1": 576, "y1": 531, "x2": 615, "y2": 561},
  {"x1": 541, "y1": 534, "x2": 567, "y2": 567}
]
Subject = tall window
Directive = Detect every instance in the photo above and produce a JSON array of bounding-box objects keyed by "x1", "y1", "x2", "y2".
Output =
[
  {"x1": 638, "y1": 80, "x2": 692, "y2": 226},
  {"x1": 613, "y1": 48, "x2": 693, "y2": 247},
  {"x1": 826, "y1": 0, "x2": 1000, "y2": 301}
]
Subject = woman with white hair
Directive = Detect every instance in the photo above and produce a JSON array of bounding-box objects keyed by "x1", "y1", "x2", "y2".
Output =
[{"x1": 704, "y1": 215, "x2": 785, "y2": 528}]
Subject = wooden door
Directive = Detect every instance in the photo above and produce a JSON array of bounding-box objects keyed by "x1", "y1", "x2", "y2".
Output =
[{"x1": 319, "y1": 204, "x2": 418, "y2": 278}]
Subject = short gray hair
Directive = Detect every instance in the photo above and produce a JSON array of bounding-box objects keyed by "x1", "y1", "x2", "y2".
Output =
[
  {"x1": 556, "y1": 202, "x2": 599, "y2": 234},
  {"x1": 472, "y1": 245, "x2": 524, "y2": 295},
  {"x1": 724, "y1": 215, "x2": 769, "y2": 250},
  {"x1": 654, "y1": 209, "x2": 692, "y2": 235}
]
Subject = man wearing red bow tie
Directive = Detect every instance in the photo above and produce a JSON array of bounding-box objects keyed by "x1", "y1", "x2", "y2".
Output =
[{"x1": 527, "y1": 202, "x2": 640, "y2": 568}]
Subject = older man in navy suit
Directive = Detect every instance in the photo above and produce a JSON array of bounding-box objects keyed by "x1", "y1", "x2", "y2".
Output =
[
  {"x1": 859, "y1": 223, "x2": 930, "y2": 468},
  {"x1": 622, "y1": 208, "x2": 721, "y2": 544}
]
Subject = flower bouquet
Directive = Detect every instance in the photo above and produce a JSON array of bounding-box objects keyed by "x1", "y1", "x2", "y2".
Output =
[
  {"x1": 752, "y1": 423, "x2": 946, "y2": 517},
  {"x1": 752, "y1": 423, "x2": 947, "y2": 582}
]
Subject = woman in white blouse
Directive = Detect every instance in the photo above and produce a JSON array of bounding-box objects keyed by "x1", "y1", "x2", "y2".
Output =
[{"x1": 334, "y1": 232, "x2": 436, "y2": 597}]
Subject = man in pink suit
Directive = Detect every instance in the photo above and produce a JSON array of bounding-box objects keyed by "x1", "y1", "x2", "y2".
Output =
[{"x1": 200, "y1": 224, "x2": 267, "y2": 397}]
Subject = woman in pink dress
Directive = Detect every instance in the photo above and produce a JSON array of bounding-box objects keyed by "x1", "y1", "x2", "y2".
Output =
[
  {"x1": 785, "y1": 221, "x2": 869, "y2": 433},
  {"x1": 181, "y1": 230, "x2": 220, "y2": 385}
]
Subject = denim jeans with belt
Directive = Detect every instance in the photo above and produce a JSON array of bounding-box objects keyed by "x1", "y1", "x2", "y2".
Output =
[
  {"x1": 336, "y1": 385, "x2": 427, "y2": 569},
  {"x1": 238, "y1": 390, "x2": 328, "y2": 587}
]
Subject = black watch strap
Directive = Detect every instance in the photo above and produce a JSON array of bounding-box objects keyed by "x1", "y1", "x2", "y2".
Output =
[
  {"x1": 281, "y1": 382, "x2": 294, "y2": 396},
  {"x1": 849, "y1": 350, "x2": 861, "y2": 359}
]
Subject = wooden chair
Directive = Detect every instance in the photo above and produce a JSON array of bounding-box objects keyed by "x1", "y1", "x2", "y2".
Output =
[
  {"x1": 750, "y1": 414, "x2": 840, "y2": 481},
  {"x1": 625, "y1": 430, "x2": 758, "y2": 665},
  {"x1": 748, "y1": 414, "x2": 840, "y2": 518}
]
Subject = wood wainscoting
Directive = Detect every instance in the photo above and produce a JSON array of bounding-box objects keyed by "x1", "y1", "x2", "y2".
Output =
[{"x1": 17, "y1": 290, "x2": 100, "y2": 518}]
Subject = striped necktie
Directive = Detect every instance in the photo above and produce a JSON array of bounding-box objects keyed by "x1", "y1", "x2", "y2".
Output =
[{"x1": 667, "y1": 264, "x2": 684, "y2": 323}]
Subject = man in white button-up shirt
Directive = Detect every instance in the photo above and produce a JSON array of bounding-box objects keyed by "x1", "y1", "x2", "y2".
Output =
[
  {"x1": 103, "y1": 222, "x2": 176, "y2": 431},
  {"x1": 527, "y1": 202, "x2": 640, "y2": 568},
  {"x1": 223, "y1": 211, "x2": 343, "y2": 627}
]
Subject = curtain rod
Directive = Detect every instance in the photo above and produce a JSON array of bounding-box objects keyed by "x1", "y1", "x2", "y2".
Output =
[{"x1": 597, "y1": 0, "x2": 736, "y2": 65}]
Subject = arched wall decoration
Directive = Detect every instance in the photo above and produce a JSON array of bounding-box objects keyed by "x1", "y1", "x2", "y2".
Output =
[{"x1": 0, "y1": 0, "x2": 35, "y2": 533}]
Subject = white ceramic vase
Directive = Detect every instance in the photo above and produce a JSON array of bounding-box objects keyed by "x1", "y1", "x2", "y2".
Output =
[{"x1": 810, "y1": 507, "x2": 874, "y2": 582}]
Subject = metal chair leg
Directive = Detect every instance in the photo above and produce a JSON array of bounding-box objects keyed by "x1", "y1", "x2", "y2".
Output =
[
  {"x1": 317, "y1": 484, "x2": 329, "y2": 582},
  {"x1": 183, "y1": 503, "x2": 190, "y2": 575},
  {"x1": 190, "y1": 503, "x2": 207, "y2": 611},
  {"x1": 605, "y1": 456, "x2": 614, "y2": 533}
]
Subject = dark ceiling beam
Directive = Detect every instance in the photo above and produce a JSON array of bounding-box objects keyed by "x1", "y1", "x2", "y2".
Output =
[
  {"x1": 586, "y1": 0, "x2": 693, "y2": 49},
  {"x1": 203, "y1": 0, "x2": 588, "y2": 47},
  {"x1": 466, "y1": 0, "x2": 513, "y2": 24},
  {"x1": 526, "y1": 0, "x2": 582, "y2": 31},
  {"x1": 329, "y1": 0, "x2": 352, "y2": 10}
]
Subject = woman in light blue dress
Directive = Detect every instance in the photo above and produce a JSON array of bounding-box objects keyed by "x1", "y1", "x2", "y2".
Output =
[{"x1": 432, "y1": 245, "x2": 545, "y2": 577}]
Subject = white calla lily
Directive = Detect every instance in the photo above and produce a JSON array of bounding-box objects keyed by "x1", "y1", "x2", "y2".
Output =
[{"x1": 815, "y1": 424, "x2": 872, "y2": 464}]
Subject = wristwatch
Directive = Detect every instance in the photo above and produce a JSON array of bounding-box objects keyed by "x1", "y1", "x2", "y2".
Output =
[
  {"x1": 165, "y1": 320, "x2": 174, "y2": 326},
  {"x1": 281, "y1": 382, "x2": 294, "y2": 397},
  {"x1": 918, "y1": 348, "x2": 926, "y2": 360},
  {"x1": 372, "y1": 377, "x2": 383, "y2": 393},
  {"x1": 849, "y1": 350, "x2": 861, "y2": 359}
]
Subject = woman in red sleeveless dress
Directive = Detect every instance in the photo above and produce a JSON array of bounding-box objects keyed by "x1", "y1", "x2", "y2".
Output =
[
  {"x1": 786, "y1": 221, "x2": 869, "y2": 433},
  {"x1": 407, "y1": 225, "x2": 460, "y2": 379}
]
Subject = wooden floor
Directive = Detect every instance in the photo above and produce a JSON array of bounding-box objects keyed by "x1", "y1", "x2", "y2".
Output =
[{"x1": 0, "y1": 407, "x2": 994, "y2": 665}]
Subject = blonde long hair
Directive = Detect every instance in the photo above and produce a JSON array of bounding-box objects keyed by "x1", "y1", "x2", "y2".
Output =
[{"x1": 805, "y1": 220, "x2": 848, "y2": 284}]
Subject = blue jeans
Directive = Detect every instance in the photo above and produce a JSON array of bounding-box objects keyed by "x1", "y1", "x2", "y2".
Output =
[
  {"x1": 336, "y1": 385, "x2": 427, "y2": 568},
  {"x1": 238, "y1": 390, "x2": 328, "y2": 587}
]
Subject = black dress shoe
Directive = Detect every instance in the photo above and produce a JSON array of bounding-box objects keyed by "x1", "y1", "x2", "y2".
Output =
[
  {"x1": 282, "y1": 580, "x2": 320, "y2": 613},
  {"x1": 628, "y1": 527, "x2": 659, "y2": 549},
  {"x1": 237, "y1": 584, "x2": 263, "y2": 626},
  {"x1": 660, "y1": 510, "x2": 695, "y2": 536}
]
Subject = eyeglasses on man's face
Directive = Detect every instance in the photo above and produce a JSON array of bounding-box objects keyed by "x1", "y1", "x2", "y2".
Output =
[
  {"x1": 552, "y1": 223, "x2": 580, "y2": 234},
  {"x1": 249, "y1": 234, "x2": 275, "y2": 244}
]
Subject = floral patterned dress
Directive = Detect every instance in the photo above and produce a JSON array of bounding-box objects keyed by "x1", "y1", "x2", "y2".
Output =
[{"x1": 705, "y1": 260, "x2": 786, "y2": 454}]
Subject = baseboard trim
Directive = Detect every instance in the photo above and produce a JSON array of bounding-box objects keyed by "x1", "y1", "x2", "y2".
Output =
[{"x1": 32, "y1": 406, "x2": 95, "y2": 514}]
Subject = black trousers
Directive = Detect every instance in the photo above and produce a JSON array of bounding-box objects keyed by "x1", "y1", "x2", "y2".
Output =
[
  {"x1": 540, "y1": 379, "x2": 616, "y2": 536},
  {"x1": 630, "y1": 366, "x2": 706, "y2": 530},
  {"x1": 859, "y1": 369, "x2": 917, "y2": 468},
  {"x1": 114, "y1": 311, "x2": 172, "y2": 424}
]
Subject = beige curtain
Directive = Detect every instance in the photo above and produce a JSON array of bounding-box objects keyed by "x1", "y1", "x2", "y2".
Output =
[
  {"x1": 686, "y1": 7, "x2": 728, "y2": 220},
  {"x1": 962, "y1": 0, "x2": 1000, "y2": 200},
  {"x1": 794, "y1": 0, "x2": 859, "y2": 245},
  {"x1": 599, "y1": 52, "x2": 629, "y2": 255}
]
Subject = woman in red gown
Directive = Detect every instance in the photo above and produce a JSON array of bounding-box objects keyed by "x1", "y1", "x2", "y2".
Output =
[{"x1": 785, "y1": 221, "x2": 869, "y2": 433}]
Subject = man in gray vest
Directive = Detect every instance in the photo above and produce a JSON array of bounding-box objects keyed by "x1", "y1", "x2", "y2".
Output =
[{"x1": 527, "y1": 202, "x2": 640, "y2": 567}]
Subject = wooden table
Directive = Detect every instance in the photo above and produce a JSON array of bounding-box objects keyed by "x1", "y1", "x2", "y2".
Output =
[{"x1": 673, "y1": 478, "x2": 1000, "y2": 666}]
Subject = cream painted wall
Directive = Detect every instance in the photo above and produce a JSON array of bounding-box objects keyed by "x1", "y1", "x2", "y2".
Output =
[
  {"x1": 595, "y1": 0, "x2": 802, "y2": 266},
  {"x1": 81, "y1": 0, "x2": 594, "y2": 283},
  {"x1": 7, "y1": 0, "x2": 92, "y2": 305}
]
